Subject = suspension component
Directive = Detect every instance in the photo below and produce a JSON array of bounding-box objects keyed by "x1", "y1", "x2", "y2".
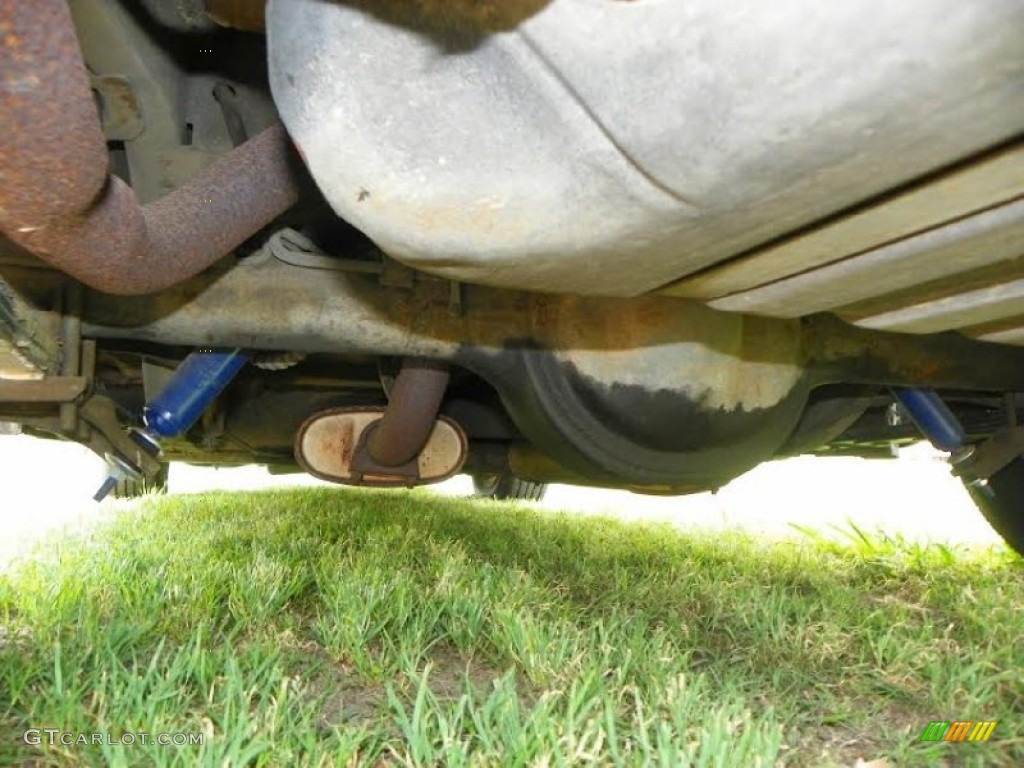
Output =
[
  {"x1": 892, "y1": 387, "x2": 1024, "y2": 556},
  {"x1": 93, "y1": 348, "x2": 248, "y2": 500},
  {"x1": 891, "y1": 388, "x2": 966, "y2": 453},
  {"x1": 143, "y1": 349, "x2": 249, "y2": 439}
]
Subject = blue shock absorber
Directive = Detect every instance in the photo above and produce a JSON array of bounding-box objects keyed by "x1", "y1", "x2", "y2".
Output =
[
  {"x1": 144, "y1": 348, "x2": 249, "y2": 438},
  {"x1": 94, "y1": 348, "x2": 249, "y2": 501},
  {"x1": 892, "y1": 388, "x2": 966, "y2": 453}
]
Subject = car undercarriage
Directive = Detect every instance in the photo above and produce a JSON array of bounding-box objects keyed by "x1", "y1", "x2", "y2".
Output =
[{"x1": 1, "y1": 1, "x2": 1023, "y2": 552}]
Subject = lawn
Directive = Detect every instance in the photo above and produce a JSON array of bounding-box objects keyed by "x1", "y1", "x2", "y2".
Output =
[{"x1": 0, "y1": 489, "x2": 1021, "y2": 766}]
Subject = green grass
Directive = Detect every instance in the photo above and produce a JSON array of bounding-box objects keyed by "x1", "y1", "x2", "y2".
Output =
[{"x1": 1, "y1": 488, "x2": 1021, "y2": 767}]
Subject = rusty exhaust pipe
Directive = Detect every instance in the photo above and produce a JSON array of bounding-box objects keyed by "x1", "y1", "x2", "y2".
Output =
[
  {"x1": 0, "y1": 0, "x2": 300, "y2": 295},
  {"x1": 365, "y1": 360, "x2": 452, "y2": 468}
]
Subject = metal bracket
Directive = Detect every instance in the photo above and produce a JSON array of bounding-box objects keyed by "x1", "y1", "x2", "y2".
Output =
[
  {"x1": 90, "y1": 75, "x2": 144, "y2": 142},
  {"x1": 350, "y1": 420, "x2": 421, "y2": 481},
  {"x1": 79, "y1": 395, "x2": 163, "y2": 478},
  {"x1": 90, "y1": 75, "x2": 145, "y2": 141},
  {"x1": 953, "y1": 426, "x2": 1024, "y2": 483},
  {"x1": 0, "y1": 376, "x2": 88, "y2": 403}
]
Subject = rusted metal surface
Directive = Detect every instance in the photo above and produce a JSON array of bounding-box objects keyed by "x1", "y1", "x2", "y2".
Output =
[
  {"x1": 81, "y1": 242, "x2": 1024, "y2": 394},
  {"x1": 205, "y1": 0, "x2": 267, "y2": 31},
  {"x1": 295, "y1": 406, "x2": 467, "y2": 487},
  {"x1": 0, "y1": 377, "x2": 88, "y2": 403},
  {"x1": 70, "y1": 0, "x2": 280, "y2": 203},
  {"x1": 0, "y1": 1, "x2": 109, "y2": 227},
  {"x1": 78, "y1": 251, "x2": 812, "y2": 486},
  {"x1": 804, "y1": 314, "x2": 1024, "y2": 391},
  {"x1": 78, "y1": 236, "x2": 1024, "y2": 485},
  {"x1": 364, "y1": 360, "x2": 451, "y2": 467},
  {"x1": 91, "y1": 75, "x2": 144, "y2": 141},
  {"x1": 81, "y1": 228, "x2": 806, "y2": 408},
  {"x1": 351, "y1": 424, "x2": 422, "y2": 479},
  {"x1": 0, "y1": 0, "x2": 300, "y2": 295}
]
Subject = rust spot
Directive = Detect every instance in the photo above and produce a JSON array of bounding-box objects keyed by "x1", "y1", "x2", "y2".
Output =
[
  {"x1": 915, "y1": 359, "x2": 943, "y2": 380},
  {"x1": 346, "y1": 0, "x2": 553, "y2": 36},
  {"x1": 337, "y1": 420, "x2": 356, "y2": 466},
  {"x1": 206, "y1": 0, "x2": 267, "y2": 32}
]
